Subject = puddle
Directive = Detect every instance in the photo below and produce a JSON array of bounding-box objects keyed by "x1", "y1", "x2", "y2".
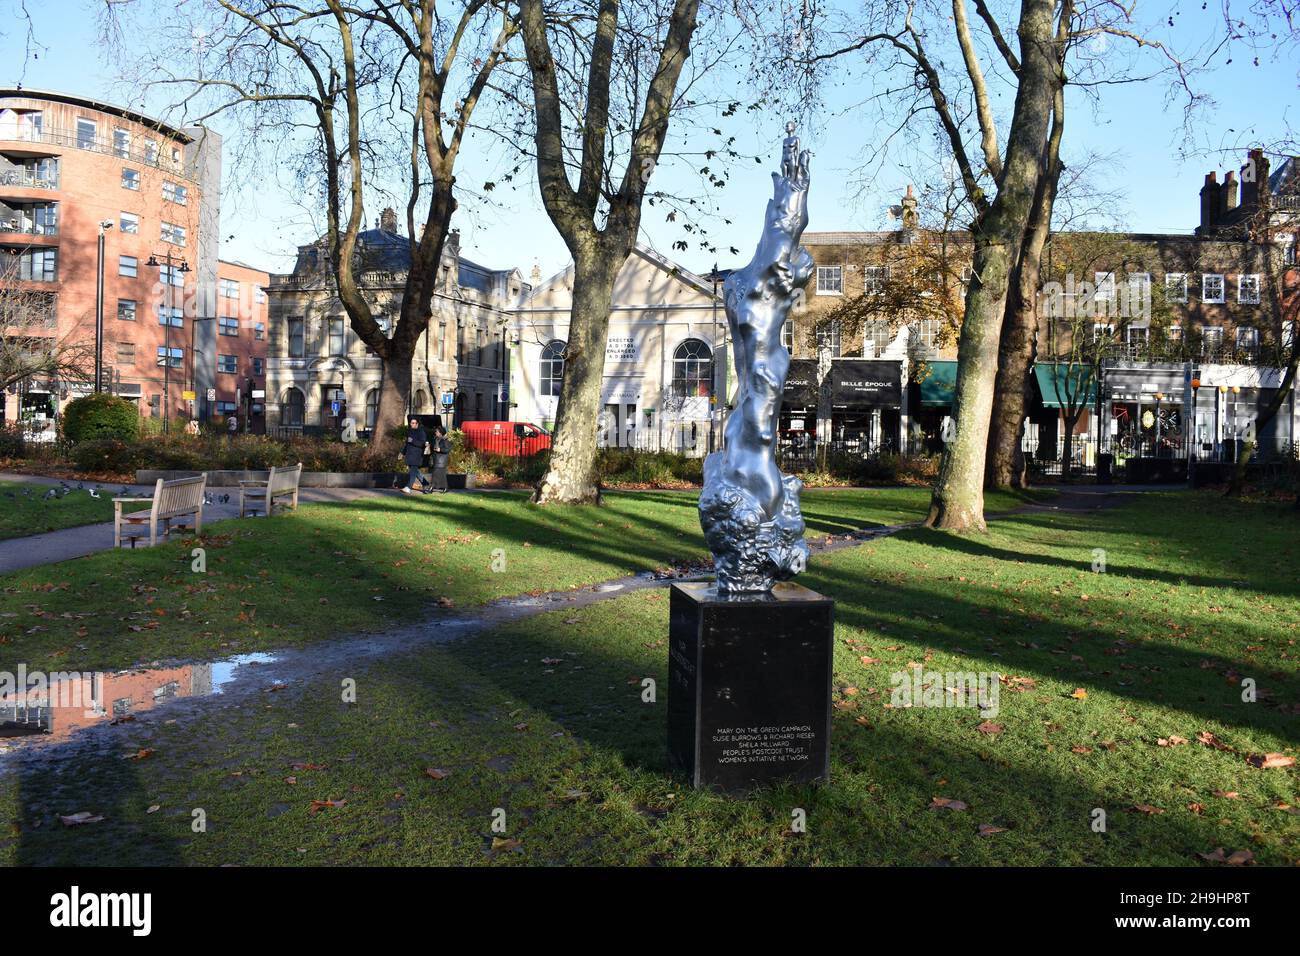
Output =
[{"x1": 0, "y1": 651, "x2": 281, "y2": 748}]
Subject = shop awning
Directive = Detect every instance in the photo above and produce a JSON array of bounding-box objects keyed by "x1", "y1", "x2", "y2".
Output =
[
  {"x1": 917, "y1": 360, "x2": 958, "y2": 407},
  {"x1": 782, "y1": 358, "x2": 818, "y2": 409},
  {"x1": 1034, "y1": 363, "x2": 1097, "y2": 410},
  {"x1": 829, "y1": 359, "x2": 902, "y2": 409}
]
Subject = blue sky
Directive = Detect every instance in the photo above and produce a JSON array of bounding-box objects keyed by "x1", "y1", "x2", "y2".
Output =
[{"x1": 3, "y1": 0, "x2": 1295, "y2": 279}]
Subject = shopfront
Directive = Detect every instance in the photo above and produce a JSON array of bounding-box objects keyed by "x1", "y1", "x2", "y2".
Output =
[
  {"x1": 910, "y1": 360, "x2": 957, "y2": 455},
  {"x1": 779, "y1": 358, "x2": 819, "y2": 458},
  {"x1": 828, "y1": 359, "x2": 903, "y2": 454},
  {"x1": 1029, "y1": 363, "x2": 1097, "y2": 467}
]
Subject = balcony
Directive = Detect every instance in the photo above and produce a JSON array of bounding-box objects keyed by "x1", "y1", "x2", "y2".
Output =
[
  {"x1": 0, "y1": 127, "x2": 189, "y2": 177},
  {"x1": 0, "y1": 168, "x2": 59, "y2": 191}
]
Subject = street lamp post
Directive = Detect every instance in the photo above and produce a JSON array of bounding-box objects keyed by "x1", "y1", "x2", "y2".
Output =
[
  {"x1": 147, "y1": 253, "x2": 190, "y2": 434},
  {"x1": 1188, "y1": 377, "x2": 1200, "y2": 485},
  {"x1": 94, "y1": 220, "x2": 114, "y2": 393}
]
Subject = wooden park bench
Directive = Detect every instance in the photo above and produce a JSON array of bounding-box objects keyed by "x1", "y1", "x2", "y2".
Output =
[
  {"x1": 113, "y1": 474, "x2": 207, "y2": 549},
  {"x1": 238, "y1": 462, "x2": 303, "y2": 518}
]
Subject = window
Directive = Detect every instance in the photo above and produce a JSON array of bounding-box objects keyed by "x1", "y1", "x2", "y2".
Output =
[
  {"x1": 121, "y1": 168, "x2": 140, "y2": 191},
  {"x1": 254, "y1": 322, "x2": 265, "y2": 340},
  {"x1": 910, "y1": 319, "x2": 939, "y2": 356},
  {"x1": 119, "y1": 211, "x2": 139, "y2": 235},
  {"x1": 864, "y1": 320, "x2": 892, "y2": 357},
  {"x1": 1091, "y1": 322, "x2": 1115, "y2": 343},
  {"x1": 863, "y1": 266, "x2": 889, "y2": 295},
  {"x1": 216, "y1": 401, "x2": 237, "y2": 416},
  {"x1": 115, "y1": 342, "x2": 135, "y2": 364},
  {"x1": 159, "y1": 264, "x2": 184, "y2": 287},
  {"x1": 1127, "y1": 272, "x2": 1151, "y2": 308},
  {"x1": 1236, "y1": 326, "x2": 1259, "y2": 352},
  {"x1": 540, "y1": 340, "x2": 566, "y2": 397},
  {"x1": 817, "y1": 320, "x2": 842, "y2": 357},
  {"x1": 117, "y1": 298, "x2": 137, "y2": 321},
  {"x1": 157, "y1": 306, "x2": 183, "y2": 328},
  {"x1": 252, "y1": 357, "x2": 264, "y2": 375},
  {"x1": 782, "y1": 320, "x2": 794, "y2": 353},
  {"x1": 143, "y1": 140, "x2": 159, "y2": 164},
  {"x1": 1202, "y1": 274, "x2": 1225, "y2": 303},
  {"x1": 76, "y1": 118, "x2": 96, "y2": 150},
  {"x1": 162, "y1": 181, "x2": 188, "y2": 205},
  {"x1": 287, "y1": 318, "x2": 304, "y2": 358},
  {"x1": 671, "y1": 339, "x2": 714, "y2": 398},
  {"x1": 17, "y1": 248, "x2": 57, "y2": 281},
  {"x1": 219, "y1": 316, "x2": 239, "y2": 336},
  {"x1": 255, "y1": 287, "x2": 266, "y2": 304},
  {"x1": 1094, "y1": 271, "x2": 1117, "y2": 303},
  {"x1": 112, "y1": 128, "x2": 130, "y2": 158},
  {"x1": 161, "y1": 221, "x2": 186, "y2": 246},
  {"x1": 1167, "y1": 323, "x2": 1182, "y2": 342},
  {"x1": 1238, "y1": 274, "x2": 1261, "y2": 304},
  {"x1": 327, "y1": 317, "x2": 345, "y2": 355},
  {"x1": 816, "y1": 265, "x2": 843, "y2": 295},
  {"x1": 1201, "y1": 325, "x2": 1224, "y2": 354},
  {"x1": 156, "y1": 346, "x2": 182, "y2": 368},
  {"x1": 281, "y1": 388, "x2": 305, "y2": 426},
  {"x1": 218, "y1": 354, "x2": 237, "y2": 374},
  {"x1": 219, "y1": 278, "x2": 239, "y2": 298},
  {"x1": 365, "y1": 390, "x2": 379, "y2": 430},
  {"x1": 1165, "y1": 273, "x2": 1187, "y2": 303}
]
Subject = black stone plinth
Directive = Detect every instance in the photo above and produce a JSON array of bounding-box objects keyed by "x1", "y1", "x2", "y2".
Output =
[{"x1": 667, "y1": 581, "x2": 834, "y2": 795}]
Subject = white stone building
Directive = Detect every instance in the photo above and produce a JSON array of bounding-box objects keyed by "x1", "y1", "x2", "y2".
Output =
[{"x1": 508, "y1": 245, "x2": 731, "y2": 455}]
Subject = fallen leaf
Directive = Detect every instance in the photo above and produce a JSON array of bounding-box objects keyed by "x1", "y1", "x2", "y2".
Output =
[
  {"x1": 977, "y1": 823, "x2": 1006, "y2": 836},
  {"x1": 1198, "y1": 847, "x2": 1253, "y2": 865},
  {"x1": 1196, "y1": 731, "x2": 1234, "y2": 752},
  {"x1": 1186, "y1": 803, "x2": 1206, "y2": 814},
  {"x1": 1069, "y1": 688, "x2": 1088, "y2": 700},
  {"x1": 976, "y1": 721, "x2": 1004, "y2": 735},
  {"x1": 491, "y1": 836, "x2": 523, "y2": 852},
  {"x1": 930, "y1": 797, "x2": 968, "y2": 811},
  {"x1": 1245, "y1": 753, "x2": 1295, "y2": 769},
  {"x1": 123, "y1": 748, "x2": 154, "y2": 761},
  {"x1": 1129, "y1": 804, "x2": 1165, "y2": 815},
  {"x1": 59, "y1": 812, "x2": 104, "y2": 826},
  {"x1": 1071, "y1": 746, "x2": 1093, "y2": 754},
  {"x1": 424, "y1": 768, "x2": 451, "y2": 780},
  {"x1": 1211, "y1": 790, "x2": 1240, "y2": 799},
  {"x1": 1157, "y1": 735, "x2": 1189, "y2": 747},
  {"x1": 309, "y1": 799, "x2": 346, "y2": 814},
  {"x1": 290, "y1": 762, "x2": 326, "y2": 771}
]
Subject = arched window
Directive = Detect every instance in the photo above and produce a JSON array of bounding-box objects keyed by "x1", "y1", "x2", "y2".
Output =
[
  {"x1": 282, "y1": 387, "x2": 305, "y2": 427},
  {"x1": 672, "y1": 339, "x2": 713, "y2": 398},
  {"x1": 540, "y1": 340, "x2": 566, "y2": 397},
  {"x1": 365, "y1": 389, "x2": 379, "y2": 430},
  {"x1": 412, "y1": 389, "x2": 430, "y2": 414}
]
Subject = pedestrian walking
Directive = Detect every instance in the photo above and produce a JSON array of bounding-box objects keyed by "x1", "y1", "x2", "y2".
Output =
[
  {"x1": 401, "y1": 416, "x2": 432, "y2": 494},
  {"x1": 429, "y1": 426, "x2": 451, "y2": 493}
]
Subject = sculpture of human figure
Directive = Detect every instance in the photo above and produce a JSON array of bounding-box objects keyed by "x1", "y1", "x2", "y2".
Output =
[{"x1": 699, "y1": 124, "x2": 814, "y2": 593}]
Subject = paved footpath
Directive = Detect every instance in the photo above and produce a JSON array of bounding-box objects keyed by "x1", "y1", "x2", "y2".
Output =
[{"x1": 0, "y1": 472, "x2": 415, "y2": 575}]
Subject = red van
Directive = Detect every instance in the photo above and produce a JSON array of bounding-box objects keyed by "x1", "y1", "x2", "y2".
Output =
[{"x1": 461, "y1": 421, "x2": 553, "y2": 457}]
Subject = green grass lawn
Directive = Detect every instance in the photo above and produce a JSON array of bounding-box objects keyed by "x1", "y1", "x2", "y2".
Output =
[
  {"x1": 0, "y1": 481, "x2": 117, "y2": 540},
  {"x1": 1, "y1": 489, "x2": 1295, "y2": 866},
  {"x1": 0, "y1": 486, "x2": 1046, "y2": 673}
]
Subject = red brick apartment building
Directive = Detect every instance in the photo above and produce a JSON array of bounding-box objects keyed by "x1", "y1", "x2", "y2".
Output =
[{"x1": 0, "y1": 89, "x2": 268, "y2": 433}]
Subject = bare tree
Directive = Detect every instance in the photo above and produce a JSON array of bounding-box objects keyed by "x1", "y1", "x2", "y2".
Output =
[
  {"x1": 0, "y1": 261, "x2": 94, "y2": 395},
  {"x1": 102, "y1": 0, "x2": 519, "y2": 449},
  {"x1": 515, "y1": 0, "x2": 703, "y2": 504}
]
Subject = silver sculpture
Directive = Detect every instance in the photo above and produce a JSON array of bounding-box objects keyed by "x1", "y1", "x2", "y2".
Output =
[{"x1": 699, "y1": 124, "x2": 813, "y2": 594}]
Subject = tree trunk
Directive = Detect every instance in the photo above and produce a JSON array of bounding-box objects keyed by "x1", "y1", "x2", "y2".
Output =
[
  {"x1": 926, "y1": 0, "x2": 1059, "y2": 531},
  {"x1": 986, "y1": 80, "x2": 1064, "y2": 491},
  {"x1": 373, "y1": 358, "x2": 412, "y2": 452},
  {"x1": 533, "y1": 252, "x2": 621, "y2": 504}
]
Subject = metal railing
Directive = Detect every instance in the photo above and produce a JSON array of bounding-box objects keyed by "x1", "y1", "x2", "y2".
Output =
[
  {"x1": 0, "y1": 220, "x2": 57, "y2": 237},
  {"x1": 0, "y1": 127, "x2": 190, "y2": 178},
  {"x1": 0, "y1": 169, "x2": 58, "y2": 189}
]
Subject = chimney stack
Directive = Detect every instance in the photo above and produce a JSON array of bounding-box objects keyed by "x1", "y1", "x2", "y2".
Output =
[
  {"x1": 1199, "y1": 171, "x2": 1220, "y2": 234},
  {"x1": 1223, "y1": 169, "x2": 1239, "y2": 213}
]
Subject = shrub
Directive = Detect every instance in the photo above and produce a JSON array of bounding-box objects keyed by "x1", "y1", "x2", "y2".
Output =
[
  {"x1": 71, "y1": 439, "x2": 150, "y2": 475},
  {"x1": 0, "y1": 422, "x2": 25, "y2": 459},
  {"x1": 62, "y1": 394, "x2": 140, "y2": 444}
]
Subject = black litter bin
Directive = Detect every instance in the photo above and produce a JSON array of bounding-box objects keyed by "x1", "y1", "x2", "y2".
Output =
[{"x1": 1097, "y1": 452, "x2": 1113, "y2": 485}]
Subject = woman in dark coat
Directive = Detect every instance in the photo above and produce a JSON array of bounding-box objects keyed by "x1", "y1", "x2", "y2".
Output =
[
  {"x1": 429, "y1": 426, "x2": 451, "y2": 493},
  {"x1": 401, "y1": 417, "x2": 431, "y2": 494}
]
